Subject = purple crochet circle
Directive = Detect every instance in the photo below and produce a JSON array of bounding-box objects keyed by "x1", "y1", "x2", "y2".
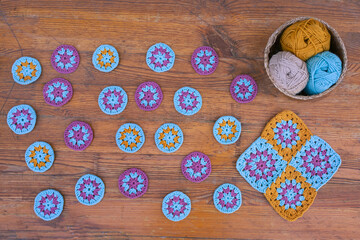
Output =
[
  {"x1": 191, "y1": 46, "x2": 219, "y2": 75},
  {"x1": 118, "y1": 168, "x2": 149, "y2": 199},
  {"x1": 51, "y1": 44, "x2": 80, "y2": 74},
  {"x1": 135, "y1": 82, "x2": 163, "y2": 111},
  {"x1": 181, "y1": 152, "x2": 211, "y2": 183},
  {"x1": 230, "y1": 75, "x2": 258, "y2": 103},
  {"x1": 64, "y1": 121, "x2": 93, "y2": 151},
  {"x1": 43, "y1": 78, "x2": 73, "y2": 107}
]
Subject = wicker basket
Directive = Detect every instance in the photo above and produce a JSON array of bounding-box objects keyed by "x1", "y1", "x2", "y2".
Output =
[{"x1": 264, "y1": 17, "x2": 348, "y2": 100}]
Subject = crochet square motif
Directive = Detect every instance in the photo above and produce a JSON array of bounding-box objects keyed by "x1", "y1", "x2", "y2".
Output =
[{"x1": 236, "y1": 110, "x2": 341, "y2": 221}]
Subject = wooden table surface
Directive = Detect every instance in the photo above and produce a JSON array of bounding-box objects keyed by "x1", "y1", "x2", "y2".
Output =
[{"x1": 0, "y1": 0, "x2": 359, "y2": 239}]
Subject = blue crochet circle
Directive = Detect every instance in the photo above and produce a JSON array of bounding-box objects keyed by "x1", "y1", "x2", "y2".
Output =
[
  {"x1": 25, "y1": 141, "x2": 55, "y2": 173},
  {"x1": 174, "y1": 87, "x2": 202, "y2": 116},
  {"x1": 162, "y1": 191, "x2": 191, "y2": 222},
  {"x1": 75, "y1": 174, "x2": 105, "y2": 206},
  {"x1": 92, "y1": 45, "x2": 119, "y2": 72},
  {"x1": 155, "y1": 123, "x2": 183, "y2": 153},
  {"x1": 7, "y1": 104, "x2": 37, "y2": 135},
  {"x1": 146, "y1": 43, "x2": 175, "y2": 72},
  {"x1": 34, "y1": 189, "x2": 64, "y2": 221},
  {"x1": 213, "y1": 183, "x2": 242, "y2": 214},
  {"x1": 213, "y1": 116, "x2": 241, "y2": 145},
  {"x1": 12, "y1": 56, "x2": 42, "y2": 85},
  {"x1": 116, "y1": 123, "x2": 145, "y2": 153},
  {"x1": 98, "y1": 86, "x2": 128, "y2": 115}
]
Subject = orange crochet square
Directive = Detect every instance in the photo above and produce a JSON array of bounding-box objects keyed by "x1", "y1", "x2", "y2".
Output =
[
  {"x1": 261, "y1": 110, "x2": 312, "y2": 162},
  {"x1": 265, "y1": 165, "x2": 317, "y2": 221}
]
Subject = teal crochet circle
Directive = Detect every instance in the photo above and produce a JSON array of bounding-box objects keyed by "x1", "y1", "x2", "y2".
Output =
[
  {"x1": 7, "y1": 104, "x2": 37, "y2": 135},
  {"x1": 34, "y1": 189, "x2": 64, "y2": 221},
  {"x1": 116, "y1": 123, "x2": 145, "y2": 153},
  {"x1": 98, "y1": 86, "x2": 128, "y2": 115},
  {"x1": 146, "y1": 43, "x2": 175, "y2": 72},
  {"x1": 75, "y1": 174, "x2": 105, "y2": 206},
  {"x1": 92, "y1": 45, "x2": 119, "y2": 72},
  {"x1": 162, "y1": 191, "x2": 191, "y2": 222},
  {"x1": 155, "y1": 123, "x2": 183, "y2": 153},
  {"x1": 213, "y1": 116, "x2": 241, "y2": 145},
  {"x1": 174, "y1": 87, "x2": 202, "y2": 116},
  {"x1": 25, "y1": 141, "x2": 55, "y2": 173},
  {"x1": 213, "y1": 183, "x2": 242, "y2": 214},
  {"x1": 12, "y1": 56, "x2": 42, "y2": 85}
]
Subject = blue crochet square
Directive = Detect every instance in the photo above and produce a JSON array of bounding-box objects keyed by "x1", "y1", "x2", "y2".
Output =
[
  {"x1": 289, "y1": 135, "x2": 341, "y2": 190},
  {"x1": 236, "y1": 137, "x2": 288, "y2": 193}
]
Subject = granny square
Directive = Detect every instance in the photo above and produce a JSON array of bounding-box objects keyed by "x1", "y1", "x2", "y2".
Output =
[{"x1": 236, "y1": 110, "x2": 341, "y2": 221}]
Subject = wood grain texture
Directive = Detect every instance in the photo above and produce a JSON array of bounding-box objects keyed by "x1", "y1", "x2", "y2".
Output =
[{"x1": 0, "y1": 0, "x2": 359, "y2": 239}]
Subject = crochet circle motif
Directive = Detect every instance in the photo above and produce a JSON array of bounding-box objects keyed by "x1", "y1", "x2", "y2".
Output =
[
  {"x1": 116, "y1": 123, "x2": 145, "y2": 153},
  {"x1": 135, "y1": 81, "x2": 163, "y2": 111},
  {"x1": 51, "y1": 44, "x2": 80, "y2": 74},
  {"x1": 213, "y1": 183, "x2": 242, "y2": 214},
  {"x1": 162, "y1": 191, "x2": 191, "y2": 222},
  {"x1": 75, "y1": 174, "x2": 105, "y2": 206},
  {"x1": 230, "y1": 75, "x2": 258, "y2": 103},
  {"x1": 146, "y1": 43, "x2": 175, "y2": 72},
  {"x1": 213, "y1": 116, "x2": 241, "y2": 145},
  {"x1": 7, "y1": 104, "x2": 37, "y2": 135},
  {"x1": 12, "y1": 56, "x2": 42, "y2": 85},
  {"x1": 181, "y1": 152, "x2": 211, "y2": 183},
  {"x1": 43, "y1": 78, "x2": 73, "y2": 107},
  {"x1": 92, "y1": 45, "x2": 119, "y2": 72},
  {"x1": 25, "y1": 141, "x2": 55, "y2": 173},
  {"x1": 34, "y1": 189, "x2": 64, "y2": 221},
  {"x1": 118, "y1": 168, "x2": 149, "y2": 199},
  {"x1": 191, "y1": 46, "x2": 219, "y2": 75},
  {"x1": 155, "y1": 123, "x2": 183, "y2": 153},
  {"x1": 98, "y1": 86, "x2": 128, "y2": 115},
  {"x1": 64, "y1": 121, "x2": 93, "y2": 151},
  {"x1": 174, "y1": 87, "x2": 202, "y2": 116}
]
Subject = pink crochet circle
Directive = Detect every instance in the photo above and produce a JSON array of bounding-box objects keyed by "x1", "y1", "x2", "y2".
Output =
[
  {"x1": 181, "y1": 152, "x2": 211, "y2": 183},
  {"x1": 135, "y1": 81, "x2": 163, "y2": 111},
  {"x1": 230, "y1": 75, "x2": 258, "y2": 103},
  {"x1": 51, "y1": 44, "x2": 80, "y2": 74},
  {"x1": 191, "y1": 46, "x2": 219, "y2": 75},
  {"x1": 43, "y1": 78, "x2": 73, "y2": 107},
  {"x1": 118, "y1": 168, "x2": 149, "y2": 199},
  {"x1": 64, "y1": 121, "x2": 93, "y2": 151}
]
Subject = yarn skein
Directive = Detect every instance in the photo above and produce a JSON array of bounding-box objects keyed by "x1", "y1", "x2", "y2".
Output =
[
  {"x1": 269, "y1": 51, "x2": 309, "y2": 95},
  {"x1": 304, "y1": 51, "x2": 342, "y2": 95},
  {"x1": 280, "y1": 19, "x2": 331, "y2": 61}
]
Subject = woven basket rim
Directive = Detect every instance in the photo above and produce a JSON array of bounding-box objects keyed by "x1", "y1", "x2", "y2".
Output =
[{"x1": 264, "y1": 16, "x2": 348, "y2": 100}]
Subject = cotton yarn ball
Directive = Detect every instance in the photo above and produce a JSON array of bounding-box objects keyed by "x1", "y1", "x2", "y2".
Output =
[
  {"x1": 280, "y1": 19, "x2": 331, "y2": 61},
  {"x1": 304, "y1": 51, "x2": 342, "y2": 95},
  {"x1": 269, "y1": 51, "x2": 309, "y2": 95}
]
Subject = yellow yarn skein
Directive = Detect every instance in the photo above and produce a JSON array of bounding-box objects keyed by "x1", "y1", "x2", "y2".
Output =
[{"x1": 280, "y1": 19, "x2": 331, "y2": 61}]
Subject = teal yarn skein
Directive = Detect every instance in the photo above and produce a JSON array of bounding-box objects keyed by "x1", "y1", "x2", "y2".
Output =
[{"x1": 304, "y1": 51, "x2": 342, "y2": 95}]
